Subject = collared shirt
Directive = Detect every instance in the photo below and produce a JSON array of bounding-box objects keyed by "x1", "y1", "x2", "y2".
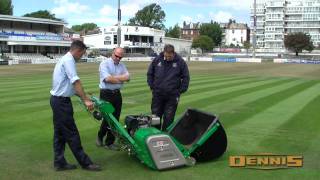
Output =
[
  {"x1": 99, "y1": 58, "x2": 129, "y2": 90},
  {"x1": 50, "y1": 52, "x2": 80, "y2": 97}
]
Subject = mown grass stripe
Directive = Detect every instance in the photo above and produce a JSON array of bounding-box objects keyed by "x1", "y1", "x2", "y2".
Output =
[
  {"x1": 220, "y1": 80, "x2": 318, "y2": 129},
  {"x1": 121, "y1": 78, "x2": 285, "y2": 115},
  {"x1": 122, "y1": 76, "x2": 258, "y2": 97},
  {"x1": 199, "y1": 79, "x2": 306, "y2": 115},
  {"x1": 227, "y1": 82, "x2": 320, "y2": 153},
  {"x1": 123, "y1": 75, "x2": 251, "y2": 90},
  {"x1": 120, "y1": 77, "x2": 270, "y2": 110},
  {"x1": 1, "y1": 77, "x2": 149, "y2": 99},
  {"x1": 0, "y1": 76, "x2": 271, "y2": 120},
  {"x1": 0, "y1": 75, "x2": 146, "y2": 89},
  {"x1": 1, "y1": 76, "x2": 259, "y2": 106},
  {"x1": 258, "y1": 94, "x2": 320, "y2": 154},
  {"x1": 176, "y1": 78, "x2": 296, "y2": 115},
  {"x1": 0, "y1": 74, "x2": 232, "y2": 97}
]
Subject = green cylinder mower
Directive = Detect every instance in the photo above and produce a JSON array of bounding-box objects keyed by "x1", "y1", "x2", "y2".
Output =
[{"x1": 89, "y1": 96, "x2": 227, "y2": 170}]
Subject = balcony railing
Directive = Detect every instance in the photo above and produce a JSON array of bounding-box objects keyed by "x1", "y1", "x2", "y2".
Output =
[
  {"x1": 265, "y1": 18, "x2": 284, "y2": 21},
  {"x1": 125, "y1": 42, "x2": 163, "y2": 47},
  {"x1": 286, "y1": 24, "x2": 320, "y2": 28},
  {"x1": 0, "y1": 30, "x2": 70, "y2": 41}
]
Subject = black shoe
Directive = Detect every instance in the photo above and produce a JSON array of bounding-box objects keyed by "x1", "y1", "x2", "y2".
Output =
[
  {"x1": 55, "y1": 164, "x2": 77, "y2": 171},
  {"x1": 83, "y1": 164, "x2": 102, "y2": 171}
]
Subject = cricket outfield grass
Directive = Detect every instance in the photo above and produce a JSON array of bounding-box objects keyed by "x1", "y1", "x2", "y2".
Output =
[{"x1": 0, "y1": 62, "x2": 319, "y2": 180}]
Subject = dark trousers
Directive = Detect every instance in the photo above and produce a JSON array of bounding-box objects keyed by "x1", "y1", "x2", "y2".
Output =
[
  {"x1": 98, "y1": 89, "x2": 122, "y2": 145},
  {"x1": 50, "y1": 96, "x2": 92, "y2": 168},
  {"x1": 151, "y1": 92, "x2": 179, "y2": 131}
]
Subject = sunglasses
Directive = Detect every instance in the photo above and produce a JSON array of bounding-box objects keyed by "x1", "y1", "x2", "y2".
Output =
[{"x1": 114, "y1": 54, "x2": 123, "y2": 59}]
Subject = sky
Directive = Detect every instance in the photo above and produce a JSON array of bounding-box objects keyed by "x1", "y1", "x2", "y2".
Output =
[{"x1": 12, "y1": 0, "x2": 254, "y2": 28}]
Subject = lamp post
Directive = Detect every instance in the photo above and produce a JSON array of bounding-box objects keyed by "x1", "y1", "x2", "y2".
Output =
[
  {"x1": 117, "y1": 0, "x2": 121, "y2": 47},
  {"x1": 253, "y1": 0, "x2": 257, "y2": 58}
]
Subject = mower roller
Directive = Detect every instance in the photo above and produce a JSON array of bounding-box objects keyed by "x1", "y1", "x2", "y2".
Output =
[{"x1": 89, "y1": 96, "x2": 227, "y2": 170}]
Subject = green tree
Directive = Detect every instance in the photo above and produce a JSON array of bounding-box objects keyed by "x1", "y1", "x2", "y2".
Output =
[
  {"x1": 165, "y1": 24, "x2": 180, "y2": 38},
  {"x1": 200, "y1": 22, "x2": 223, "y2": 47},
  {"x1": 128, "y1": 3, "x2": 165, "y2": 30},
  {"x1": 71, "y1": 25, "x2": 82, "y2": 32},
  {"x1": 0, "y1": 0, "x2": 13, "y2": 15},
  {"x1": 192, "y1": 35, "x2": 214, "y2": 52},
  {"x1": 71, "y1": 23, "x2": 98, "y2": 34},
  {"x1": 284, "y1": 32, "x2": 314, "y2": 56},
  {"x1": 23, "y1": 10, "x2": 62, "y2": 21},
  {"x1": 243, "y1": 41, "x2": 251, "y2": 55}
]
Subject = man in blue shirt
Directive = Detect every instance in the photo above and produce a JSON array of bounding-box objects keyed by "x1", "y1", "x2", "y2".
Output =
[
  {"x1": 50, "y1": 40, "x2": 101, "y2": 171},
  {"x1": 147, "y1": 44, "x2": 190, "y2": 131},
  {"x1": 96, "y1": 47, "x2": 130, "y2": 150}
]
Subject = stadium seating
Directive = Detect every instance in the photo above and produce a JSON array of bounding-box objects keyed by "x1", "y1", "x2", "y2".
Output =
[{"x1": 4, "y1": 53, "x2": 58, "y2": 64}]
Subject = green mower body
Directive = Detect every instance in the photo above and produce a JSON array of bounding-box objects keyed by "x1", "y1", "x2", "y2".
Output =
[{"x1": 90, "y1": 96, "x2": 227, "y2": 170}]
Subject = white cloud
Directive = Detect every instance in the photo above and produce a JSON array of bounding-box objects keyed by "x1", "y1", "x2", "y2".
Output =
[
  {"x1": 68, "y1": 17, "x2": 117, "y2": 26},
  {"x1": 210, "y1": 11, "x2": 233, "y2": 23},
  {"x1": 179, "y1": 14, "x2": 206, "y2": 25},
  {"x1": 52, "y1": 0, "x2": 89, "y2": 15},
  {"x1": 150, "y1": 0, "x2": 253, "y2": 10},
  {"x1": 53, "y1": 0, "x2": 68, "y2": 4},
  {"x1": 214, "y1": 0, "x2": 252, "y2": 10},
  {"x1": 161, "y1": 0, "x2": 194, "y2": 5},
  {"x1": 49, "y1": 0, "x2": 250, "y2": 27},
  {"x1": 196, "y1": 14, "x2": 205, "y2": 21},
  {"x1": 180, "y1": 15, "x2": 193, "y2": 24},
  {"x1": 51, "y1": 0, "x2": 118, "y2": 27},
  {"x1": 100, "y1": 5, "x2": 116, "y2": 16},
  {"x1": 121, "y1": 3, "x2": 141, "y2": 17}
]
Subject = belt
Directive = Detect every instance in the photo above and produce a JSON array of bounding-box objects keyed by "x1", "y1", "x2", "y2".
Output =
[
  {"x1": 51, "y1": 95, "x2": 70, "y2": 100},
  {"x1": 100, "y1": 89, "x2": 120, "y2": 94}
]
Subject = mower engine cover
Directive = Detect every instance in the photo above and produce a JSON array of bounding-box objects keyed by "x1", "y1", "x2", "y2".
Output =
[{"x1": 125, "y1": 115, "x2": 160, "y2": 136}]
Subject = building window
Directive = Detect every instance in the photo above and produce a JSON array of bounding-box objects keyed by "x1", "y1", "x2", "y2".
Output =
[
  {"x1": 104, "y1": 41, "x2": 111, "y2": 45},
  {"x1": 114, "y1": 35, "x2": 117, "y2": 45},
  {"x1": 149, "y1": 36, "x2": 154, "y2": 43},
  {"x1": 141, "y1": 36, "x2": 148, "y2": 43}
]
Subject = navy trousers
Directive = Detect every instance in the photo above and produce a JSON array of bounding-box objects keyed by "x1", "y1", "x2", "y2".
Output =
[
  {"x1": 98, "y1": 89, "x2": 122, "y2": 145},
  {"x1": 151, "y1": 92, "x2": 179, "y2": 131},
  {"x1": 50, "y1": 96, "x2": 92, "y2": 168}
]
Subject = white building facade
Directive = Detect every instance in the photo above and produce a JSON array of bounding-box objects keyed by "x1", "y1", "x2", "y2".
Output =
[
  {"x1": 225, "y1": 24, "x2": 249, "y2": 46},
  {"x1": 250, "y1": 0, "x2": 320, "y2": 49},
  {"x1": 83, "y1": 25, "x2": 192, "y2": 55},
  {"x1": 163, "y1": 37, "x2": 192, "y2": 55},
  {"x1": 83, "y1": 26, "x2": 164, "y2": 54}
]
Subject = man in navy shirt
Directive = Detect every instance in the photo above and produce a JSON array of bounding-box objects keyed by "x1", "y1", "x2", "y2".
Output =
[
  {"x1": 50, "y1": 40, "x2": 101, "y2": 171},
  {"x1": 147, "y1": 44, "x2": 190, "y2": 130},
  {"x1": 96, "y1": 47, "x2": 130, "y2": 150}
]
